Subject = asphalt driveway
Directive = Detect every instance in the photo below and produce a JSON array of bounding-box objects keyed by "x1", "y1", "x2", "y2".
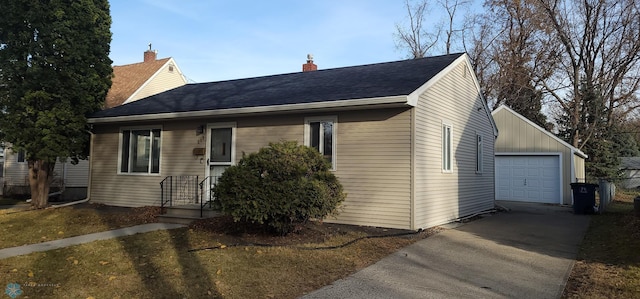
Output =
[{"x1": 302, "y1": 201, "x2": 591, "y2": 299}]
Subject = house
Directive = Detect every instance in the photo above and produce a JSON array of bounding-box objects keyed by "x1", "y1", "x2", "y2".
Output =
[
  {"x1": 86, "y1": 53, "x2": 498, "y2": 230},
  {"x1": 105, "y1": 45, "x2": 188, "y2": 108},
  {"x1": 1, "y1": 47, "x2": 188, "y2": 200},
  {"x1": 620, "y1": 157, "x2": 640, "y2": 189},
  {"x1": 492, "y1": 105, "x2": 587, "y2": 205}
]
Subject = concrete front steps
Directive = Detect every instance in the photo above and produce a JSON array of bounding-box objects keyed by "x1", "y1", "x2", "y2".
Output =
[{"x1": 157, "y1": 204, "x2": 222, "y2": 225}]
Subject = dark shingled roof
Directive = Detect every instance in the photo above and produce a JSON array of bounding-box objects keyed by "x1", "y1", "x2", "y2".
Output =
[{"x1": 90, "y1": 53, "x2": 464, "y2": 119}]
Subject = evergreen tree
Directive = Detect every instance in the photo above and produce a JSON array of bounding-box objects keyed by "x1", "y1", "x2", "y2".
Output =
[
  {"x1": 558, "y1": 80, "x2": 621, "y2": 180},
  {"x1": 0, "y1": 0, "x2": 112, "y2": 208}
]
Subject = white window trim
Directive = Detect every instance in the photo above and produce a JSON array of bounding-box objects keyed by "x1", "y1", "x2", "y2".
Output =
[
  {"x1": 206, "y1": 122, "x2": 237, "y2": 167},
  {"x1": 304, "y1": 116, "x2": 338, "y2": 171},
  {"x1": 476, "y1": 132, "x2": 483, "y2": 174},
  {"x1": 117, "y1": 125, "x2": 163, "y2": 175},
  {"x1": 442, "y1": 121, "x2": 453, "y2": 173}
]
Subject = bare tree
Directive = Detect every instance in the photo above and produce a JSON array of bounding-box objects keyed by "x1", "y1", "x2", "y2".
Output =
[
  {"x1": 536, "y1": 0, "x2": 640, "y2": 149},
  {"x1": 481, "y1": 0, "x2": 553, "y2": 128},
  {"x1": 395, "y1": 0, "x2": 440, "y2": 58},
  {"x1": 438, "y1": 0, "x2": 472, "y2": 54}
]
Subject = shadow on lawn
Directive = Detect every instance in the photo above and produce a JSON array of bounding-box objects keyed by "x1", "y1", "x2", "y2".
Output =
[
  {"x1": 28, "y1": 204, "x2": 222, "y2": 298},
  {"x1": 105, "y1": 216, "x2": 221, "y2": 298}
]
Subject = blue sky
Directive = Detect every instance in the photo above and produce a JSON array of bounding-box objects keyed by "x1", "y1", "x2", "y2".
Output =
[{"x1": 109, "y1": 1, "x2": 433, "y2": 83}]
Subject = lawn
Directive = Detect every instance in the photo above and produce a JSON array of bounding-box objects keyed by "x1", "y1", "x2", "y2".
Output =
[
  {"x1": 0, "y1": 203, "x2": 159, "y2": 248},
  {"x1": 0, "y1": 203, "x2": 437, "y2": 298},
  {"x1": 563, "y1": 189, "x2": 640, "y2": 298}
]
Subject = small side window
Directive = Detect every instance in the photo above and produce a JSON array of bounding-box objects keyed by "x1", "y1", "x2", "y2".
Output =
[
  {"x1": 476, "y1": 134, "x2": 483, "y2": 173},
  {"x1": 442, "y1": 123, "x2": 452, "y2": 172},
  {"x1": 17, "y1": 150, "x2": 26, "y2": 163}
]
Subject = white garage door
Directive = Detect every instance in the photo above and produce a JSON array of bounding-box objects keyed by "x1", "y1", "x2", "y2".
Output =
[{"x1": 496, "y1": 155, "x2": 561, "y2": 203}]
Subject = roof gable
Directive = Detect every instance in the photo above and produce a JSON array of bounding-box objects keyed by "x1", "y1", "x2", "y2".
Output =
[
  {"x1": 620, "y1": 157, "x2": 640, "y2": 169},
  {"x1": 105, "y1": 57, "x2": 172, "y2": 108},
  {"x1": 90, "y1": 53, "x2": 465, "y2": 122},
  {"x1": 492, "y1": 105, "x2": 587, "y2": 158}
]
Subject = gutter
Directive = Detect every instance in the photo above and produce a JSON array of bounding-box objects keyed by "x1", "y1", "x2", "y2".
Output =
[{"x1": 87, "y1": 95, "x2": 410, "y2": 124}]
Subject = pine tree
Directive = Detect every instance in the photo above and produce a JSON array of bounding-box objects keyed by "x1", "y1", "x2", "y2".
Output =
[
  {"x1": 0, "y1": 0, "x2": 112, "y2": 208},
  {"x1": 558, "y1": 80, "x2": 621, "y2": 180}
]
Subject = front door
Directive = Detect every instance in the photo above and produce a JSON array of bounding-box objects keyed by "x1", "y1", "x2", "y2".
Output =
[{"x1": 205, "y1": 124, "x2": 235, "y2": 200}]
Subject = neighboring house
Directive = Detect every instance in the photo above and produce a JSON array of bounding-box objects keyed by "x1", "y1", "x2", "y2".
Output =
[
  {"x1": 1, "y1": 47, "x2": 187, "y2": 199},
  {"x1": 105, "y1": 46, "x2": 188, "y2": 108},
  {"x1": 1, "y1": 148, "x2": 69, "y2": 197},
  {"x1": 620, "y1": 157, "x2": 640, "y2": 189},
  {"x1": 86, "y1": 53, "x2": 497, "y2": 230},
  {"x1": 492, "y1": 105, "x2": 587, "y2": 205}
]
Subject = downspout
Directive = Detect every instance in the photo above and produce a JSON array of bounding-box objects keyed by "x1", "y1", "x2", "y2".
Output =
[{"x1": 50, "y1": 131, "x2": 95, "y2": 208}]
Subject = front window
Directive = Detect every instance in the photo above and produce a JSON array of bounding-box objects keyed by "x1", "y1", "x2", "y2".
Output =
[
  {"x1": 305, "y1": 116, "x2": 337, "y2": 170},
  {"x1": 120, "y1": 128, "x2": 161, "y2": 174}
]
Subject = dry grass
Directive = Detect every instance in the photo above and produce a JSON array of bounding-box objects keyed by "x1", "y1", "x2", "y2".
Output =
[
  {"x1": 563, "y1": 189, "x2": 640, "y2": 298},
  {"x1": 0, "y1": 203, "x2": 160, "y2": 248},
  {"x1": 0, "y1": 203, "x2": 438, "y2": 298}
]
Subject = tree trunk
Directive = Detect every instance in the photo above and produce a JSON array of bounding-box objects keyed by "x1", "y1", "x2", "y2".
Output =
[{"x1": 28, "y1": 160, "x2": 55, "y2": 209}]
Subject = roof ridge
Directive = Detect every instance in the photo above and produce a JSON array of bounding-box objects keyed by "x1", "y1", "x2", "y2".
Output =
[
  {"x1": 114, "y1": 57, "x2": 171, "y2": 68},
  {"x1": 187, "y1": 53, "x2": 465, "y2": 85}
]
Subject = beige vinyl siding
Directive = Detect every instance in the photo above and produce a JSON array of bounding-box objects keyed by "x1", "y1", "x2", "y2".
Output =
[
  {"x1": 235, "y1": 115, "x2": 303, "y2": 155},
  {"x1": 574, "y1": 154, "x2": 585, "y2": 183},
  {"x1": 493, "y1": 108, "x2": 580, "y2": 204},
  {"x1": 90, "y1": 121, "x2": 212, "y2": 207},
  {"x1": 130, "y1": 61, "x2": 186, "y2": 102},
  {"x1": 89, "y1": 110, "x2": 413, "y2": 229},
  {"x1": 331, "y1": 108, "x2": 412, "y2": 229},
  {"x1": 90, "y1": 116, "x2": 302, "y2": 207},
  {"x1": 413, "y1": 62, "x2": 495, "y2": 229}
]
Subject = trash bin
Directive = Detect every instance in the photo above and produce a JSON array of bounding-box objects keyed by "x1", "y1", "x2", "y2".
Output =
[{"x1": 570, "y1": 183, "x2": 598, "y2": 214}]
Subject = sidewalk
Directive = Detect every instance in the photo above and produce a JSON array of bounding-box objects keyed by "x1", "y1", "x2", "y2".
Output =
[
  {"x1": 302, "y1": 201, "x2": 591, "y2": 299},
  {"x1": 0, "y1": 223, "x2": 185, "y2": 259}
]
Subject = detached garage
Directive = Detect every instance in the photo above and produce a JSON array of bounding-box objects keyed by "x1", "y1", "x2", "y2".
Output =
[{"x1": 492, "y1": 105, "x2": 587, "y2": 205}]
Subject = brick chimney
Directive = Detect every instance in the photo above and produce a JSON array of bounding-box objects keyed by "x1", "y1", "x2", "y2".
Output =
[
  {"x1": 144, "y1": 43, "x2": 157, "y2": 62},
  {"x1": 302, "y1": 54, "x2": 317, "y2": 72}
]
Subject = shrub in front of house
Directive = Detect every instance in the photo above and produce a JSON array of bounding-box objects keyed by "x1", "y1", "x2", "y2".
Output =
[{"x1": 212, "y1": 141, "x2": 345, "y2": 235}]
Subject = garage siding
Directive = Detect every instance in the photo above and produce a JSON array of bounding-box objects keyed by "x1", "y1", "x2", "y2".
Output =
[{"x1": 493, "y1": 106, "x2": 583, "y2": 204}]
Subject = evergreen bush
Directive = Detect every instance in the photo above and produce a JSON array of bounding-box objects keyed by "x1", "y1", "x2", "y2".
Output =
[{"x1": 212, "y1": 141, "x2": 345, "y2": 234}]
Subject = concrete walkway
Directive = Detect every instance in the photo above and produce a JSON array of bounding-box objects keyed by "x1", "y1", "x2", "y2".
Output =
[
  {"x1": 302, "y1": 201, "x2": 591, "y2": 299},
  {"x1": 0, "y1": 223, "x2": 185, "y2": 259}
]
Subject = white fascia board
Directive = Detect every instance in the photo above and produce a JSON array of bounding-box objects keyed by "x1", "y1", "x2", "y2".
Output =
[
  {"x1": 88, "y1": 95, "x2": 409, "y2": 124},
  {"x1": 492, "y1": 105, "x2": 588, "y2": 158},
  {"x1": 408, "y1": 53, "x2": 498, "y2": 137},
  {"x1": 406, "y1": 55, "x2": 466, "y2": 106}
]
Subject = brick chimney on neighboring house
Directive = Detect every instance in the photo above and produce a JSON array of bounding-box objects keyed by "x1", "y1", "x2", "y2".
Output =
[
  {"x1": 144, "y1": 43, "x2": 157, "y2": 62},
  {"x1": 302, "y1": 54, "x2": 317, "y2": 72}
]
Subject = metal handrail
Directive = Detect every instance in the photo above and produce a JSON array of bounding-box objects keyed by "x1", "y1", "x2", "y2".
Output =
[
  {"x1": 160, "y1": 176, "x2": 172, "y2": 209},
  {"x1": 161, "y1": 175, "x2": 199, "y2": 213},
  {"x1": 199, "y1": 176, "x2": 217, "y2": 218}
]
